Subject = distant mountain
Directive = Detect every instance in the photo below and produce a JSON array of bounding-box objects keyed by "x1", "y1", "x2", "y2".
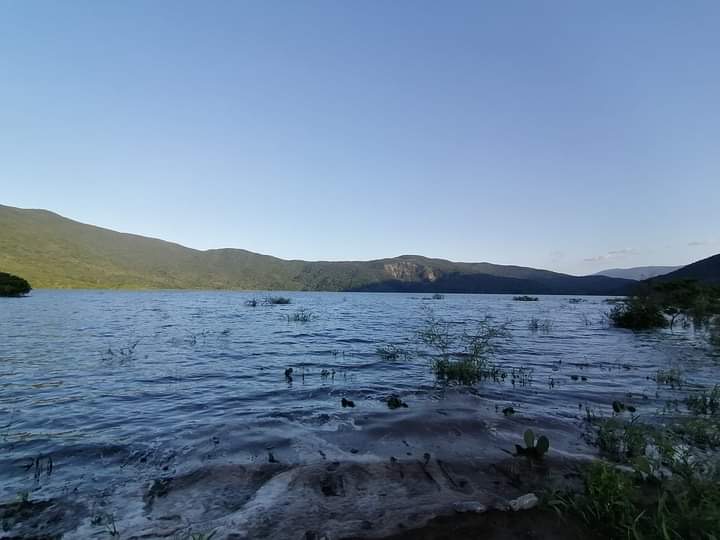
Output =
[
  {"x1": 651, "y1": 254, "x2": 720, "y2": 284},
  {"x1": 0, "y1": 204, "x2": 634, "y2": 294},
  {"x1": 594, "y1": 266, "x2": 681, "y2": 281}
]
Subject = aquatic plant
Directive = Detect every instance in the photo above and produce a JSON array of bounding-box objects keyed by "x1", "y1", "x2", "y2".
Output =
[
  {"x1": 513, "y1": 295, "x2": 538, "y2": 301},
  {"x1": 341, "y1": 398, "x2": 355, "y2": 408},
  {"x1": 101, "y1": 340, "x2": 140, "y2": 362},
  {"x1": 609, "y1": 296, "x2": 667, "y2": 330},
  {"x1": 285, "y1": 308, "x2": 315, "y2": 322},
  {"x1": 386, "y1": 394, "x2": 408, "y2": 409},
  {"x1": 568, "y1": 298, "x2": 585, "y2": 304},
  {"x1": 514, "y1": 429, "x2": 550, "y2": 459},
  {"x1": 528, "y1": 317, "x2": 553, "y2": 332},
  {"x1": 0, "y1": 272, "x2": 32, "y2": 297},
  {"x1": 375, "y1": 344, "x2": 407, "y2": 361},
  {"x1": 686, "y1": 385, "x2": 720, "y2": 416},
  {"x1": 265, "y1": 296, "x2": 292, "y2": 305},
  {"x1": 244, "y1": 298, "x2": 258, "y2": 307},
  {"x1": 431, "y1": 293, "x2": 445, "y2": 300},
  {"x1": 610, "y1": 281, "x2": 720, "y2": 332},
  {"x1": 655, "y1": 368, "x2": 684, "y2": 387}
]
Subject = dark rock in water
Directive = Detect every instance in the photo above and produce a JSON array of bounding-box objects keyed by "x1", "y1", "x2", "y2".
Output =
[
  {"x1": 341, "y1": 398, "x2": 355, "y2": 408},
  {"x1": 284, "y1": 367, "x2": 293, "y2": 381},
  {"x1": 387, "y1": 395, "x2": 408, "y2": 409}
]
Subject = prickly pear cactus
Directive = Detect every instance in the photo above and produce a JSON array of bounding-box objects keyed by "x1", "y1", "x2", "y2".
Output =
[{"x1": 524, "y1": 429, "x2": 535, "y2": 449}]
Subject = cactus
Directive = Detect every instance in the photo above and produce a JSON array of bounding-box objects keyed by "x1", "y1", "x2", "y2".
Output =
[{"x1": 514, "y1": 429, "x2": 550, "y2": 459}]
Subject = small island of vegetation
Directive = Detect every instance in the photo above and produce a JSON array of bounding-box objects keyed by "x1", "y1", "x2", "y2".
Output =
[{"x1": 0, "y1": 272, "x2": 32, "y2": 297}]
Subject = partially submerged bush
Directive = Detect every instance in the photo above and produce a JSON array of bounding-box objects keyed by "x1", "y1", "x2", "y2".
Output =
[
  {"x1": 610, "y1": 280, "x2": 720, "y2": 332},
  {"x1": 609, "y1": 296, "x2": 667, "y2": 330},
  {"x1": 528, "y1": 317, "x2": 553, "y2": 332},
  {"x1": 686, "y1": 386, "x2": 720, "y2": 416},
  {"x1": 513, "y1": 295, "x2": 538, "y2": 301},
  {"x1": 420, "y1": 313, "x2": 510, "y2": 385},
  {"x1": 376, "y1": 344, "x2": 407, "y2": 361},
  {"x1": 0, "y1": 272, "x2": 32, "y2": 297},
  {"x1": 265, "y1": 296, "x2": 291, "y2": 305},
  {"x1": 285, "y1": 308, "x2": 315, "y2": 322}
]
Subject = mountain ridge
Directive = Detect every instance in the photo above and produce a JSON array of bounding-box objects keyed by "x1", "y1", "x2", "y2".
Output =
[
  {"x1": 1, "y1": 204, "x2": 634, "y2": 294},
  {"x1": 594, "y1": 266, "x2": 681, "y2": 281}
]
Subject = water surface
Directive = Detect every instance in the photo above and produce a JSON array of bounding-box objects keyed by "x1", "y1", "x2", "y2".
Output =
[{"x1": 0, "y1": 291, "x2": 714, "y2": 538}]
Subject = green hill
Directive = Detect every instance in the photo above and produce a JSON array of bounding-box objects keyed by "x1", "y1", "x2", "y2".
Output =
[
  {"x1": 651, "y1": 253, "x2": 720, "y2": 285},
  {"x1": 0, "y1": 204, "x2": 634, "y2": 294}
]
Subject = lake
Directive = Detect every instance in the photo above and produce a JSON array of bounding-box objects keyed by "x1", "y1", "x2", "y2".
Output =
[{"x1": 0, "y1": 290, "x2": 714, "y2": 538}]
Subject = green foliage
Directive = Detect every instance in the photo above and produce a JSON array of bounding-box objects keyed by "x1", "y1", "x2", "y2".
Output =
[
  {"x1": 655, "y1": 368, "x2": 684, "y2": 387},
  {"x1": 609, "y1": 295, "x2": 668, "y2": 330},
  {"x1": 514, "y1": 429, "x2": 550, "y2": 459},
  {"x1": 266, "y1": 296, "x2": 291, "y2": 305},
  {"x1": 285, "y1": 308, "x2": 314, "y2": 322},
  {"x1": 376, "y1": 344, "x2": 407, "y2": 361},
  {"x1": 685, "y1": 386, "x2": 720, "y2": 416},
  {"x1": 551, "y1": 460, "x2": 720, "y2": 540},
  {"x1": 528, "y1": 317, "x2": 553, "y2": 332},
  {"x1": 0, "y1": 272, "x2": 31, "y2": 297},
  {"x1": 610, "y1": 280, "x2": 720, "y2": 331},
  {"x1": 420, "y1": 313, "x2": 510, "y2": 385}
]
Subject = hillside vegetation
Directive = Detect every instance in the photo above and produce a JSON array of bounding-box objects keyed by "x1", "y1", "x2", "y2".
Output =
[
  {"x1": 651, "y1": 253, "x2": 720, "y2": 285},
  {"x1": 1, "y1": 204, "x2": 635, "y2": 293}
]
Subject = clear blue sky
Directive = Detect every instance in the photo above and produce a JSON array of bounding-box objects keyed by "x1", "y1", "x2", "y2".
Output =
[{"x1": 1, "y1": 1, "x2": 718, "y2": 275}]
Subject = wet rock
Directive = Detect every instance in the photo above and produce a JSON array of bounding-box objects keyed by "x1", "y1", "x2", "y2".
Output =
[
  {"x1": 509, "y1": 493, "x2": 539, "y2": 511},
  {"x1": 452, "y1": 501, "x2": 487, "y2": 513}
]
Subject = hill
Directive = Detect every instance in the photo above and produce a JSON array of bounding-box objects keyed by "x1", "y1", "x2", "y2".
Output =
[
  {"x1": 651, "y1": 253, "x2": 720, "y2": 284},
  {"x1": 594, "y1": 266, "x2": 681, "y2": 281},
  {"x1": 0, "y1": 204, "x2": 634, "y2": 294}
]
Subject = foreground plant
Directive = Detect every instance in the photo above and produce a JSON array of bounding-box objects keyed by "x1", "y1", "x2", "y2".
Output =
[{"x1": 514, "y1": 429, "x2": 550, "y2": 459}]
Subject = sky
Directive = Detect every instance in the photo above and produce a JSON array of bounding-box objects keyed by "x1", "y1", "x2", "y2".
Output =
[{"x1": 1, "y1": 1, "x2": 719, "y2": 275}]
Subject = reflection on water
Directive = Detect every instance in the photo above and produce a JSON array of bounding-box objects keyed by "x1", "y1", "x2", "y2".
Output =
[{"x1": 0, "y1": 291, "x2": 714, "y2": 537}]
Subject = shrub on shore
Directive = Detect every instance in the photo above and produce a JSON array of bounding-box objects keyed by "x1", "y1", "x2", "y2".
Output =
[
  {"x1": 610, "y1": 280, "x2": 720, "y2": 331},
  {"x1": 0, "y1": 272, "x2": 32, "y2": 297}
]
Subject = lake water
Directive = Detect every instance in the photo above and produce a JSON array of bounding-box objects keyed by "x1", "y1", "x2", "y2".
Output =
[{"x1": 0, "y1": 291, "x2": 715, "y2": 539}]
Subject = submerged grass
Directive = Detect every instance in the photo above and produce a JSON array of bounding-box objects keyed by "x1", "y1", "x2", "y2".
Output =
[
  {"x1": 419, "y1": 312, "x2": 510, "y2": 385},
  {"x1": 285, "y1": 308, "x2": 315, "y2": 322},
  {"x1": 376, "y1": 344, "x2": 408, "y2": 361}
]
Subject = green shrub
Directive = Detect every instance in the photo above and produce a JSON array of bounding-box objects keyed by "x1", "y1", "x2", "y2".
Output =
[
  {"x1": 609, "y1": 296, "x2": 667, "y2": 330},
  {"x1": 0, "y1": 272, "x2": 32, "y2": 297}
]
